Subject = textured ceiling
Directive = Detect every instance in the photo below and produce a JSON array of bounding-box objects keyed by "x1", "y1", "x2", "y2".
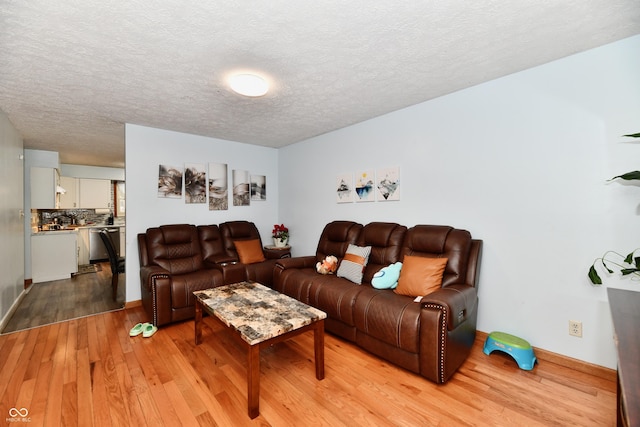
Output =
[{"x1": 1, "y1": 1, "x2": 639, "y2": 168}]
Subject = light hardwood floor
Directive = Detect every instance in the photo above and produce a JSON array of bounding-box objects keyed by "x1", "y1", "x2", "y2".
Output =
[
  {"x1": 0, "y1": 304, "x2": 616, "y2": 426},
  {"x1": 2, "y1": 262, "x2": 125, "y2": 334}
]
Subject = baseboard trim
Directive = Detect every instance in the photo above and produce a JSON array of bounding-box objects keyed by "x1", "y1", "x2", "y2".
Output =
[
  {"x1": 0, "y1": 285, "x2": 31, "y2": 333},
  {"x1": 125, "y1": 300, "x2": 142, "y2": 309},
  {"x1": 475, "y1": 330, "x2": 615, "y2": 382}
]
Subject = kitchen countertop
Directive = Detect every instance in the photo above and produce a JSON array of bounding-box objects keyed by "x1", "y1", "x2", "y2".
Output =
[{"x1": 33, "y1": 224, "x2": 125, "y2": 235}]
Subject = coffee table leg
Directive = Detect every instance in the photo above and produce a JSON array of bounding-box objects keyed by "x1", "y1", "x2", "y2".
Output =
[
  {"x1": 314, "y1": 319, "x2": 325, "y2": 380},
  {"x1": 247, "y1": 344, "x2": 260, "y2": 419},
  {"x1": 195, "y1": 300, "x2": 202, "y2": 345}
]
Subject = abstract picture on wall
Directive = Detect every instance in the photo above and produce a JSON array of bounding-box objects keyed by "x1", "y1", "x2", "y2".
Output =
[
  {"x1": 355, "y1": 170, "x2": 375, "y2": 202},
  {"x1": 336, "y1": 172, "x2": 353, "y2": 203},
  {"x1": 184, "y1": 163, "x2": 207, "y2": 204},
  {"x1": 251, "y1": 175, "x2": 266, "y2": 201},
  {"x1": 232, "y1": 169, "x2": 250, "y2": 206},
  {"x1": 158, "y1": 164, "x2": 183, "y2": 198},
  {"x1": 376, "y1": 166, "x2": 400, "y2": 201},
  {"x1": 208, "y1": 162, "x2": 228, "y2": 210}
]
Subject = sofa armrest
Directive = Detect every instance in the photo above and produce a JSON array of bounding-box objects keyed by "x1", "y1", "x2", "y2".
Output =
[
  {"x1": 139, "y1": 265, "x2": 173, "y2": 326},
  {"x1": 140, "y1": 265, "x2": 170, "y2": 286},
  {"x1": 264, "y1": 247, "x2": 291, "y2": 260},
  {"x1": 275, "y1": 255, "x2": 317, "y2": 271},
  {"x1": 420, "y1": 284, "x2": 477, "y2": 331},
  {"x1": 203, "y1": 260, "x2": 246, "y2": 284}
]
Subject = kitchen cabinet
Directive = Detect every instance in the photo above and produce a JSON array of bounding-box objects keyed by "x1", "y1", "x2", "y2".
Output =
[
  {"x1": 119, "y1": 227, "x2": 125, "y2": 257},
  {"x1": 77, "y1": 228, "x2": 90, "y2": 265},
  {"x1": 79, "y1": 178, "x2": 111, "y2": 208},
  {"x1": 31, "y1": 231, "x2": 78, "y2": 283},
  {"x1": 31, "y1": 167, "x2": 60, "y2": 209},
  {"x1": 59, "y1": 176, "x2": 79, "y2": 208}
]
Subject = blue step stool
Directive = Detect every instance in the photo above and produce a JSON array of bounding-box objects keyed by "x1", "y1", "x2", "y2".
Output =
[{"x1": 483, "y1": 331, "x2": 537, "y2": 370}]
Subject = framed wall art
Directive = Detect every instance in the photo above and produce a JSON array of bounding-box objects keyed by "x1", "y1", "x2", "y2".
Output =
[
  {"x1": 336, "y1": 172, "x2": 353, "y2": 203},
  {"x1": 355, "y1": 170, "x2": 375, "y2": 202},
  {"x1": 376, "y1": 166, "x2": 400, "y2": 201},
  {"x1": 184, "y1": 163, "x2": 206, "y2": 204},
  {"x1": 158, "y1": 164, "x2": 183, "y2": 198},
  {"x1": 251, "y1": 175, "x2": 266, "y2": 201},
  {"x1": 232, "y1": 169, "x2": 250, "y2": 206},
  {"x1": 208, "y1": 162, "x2": 228, "y2": 210}
]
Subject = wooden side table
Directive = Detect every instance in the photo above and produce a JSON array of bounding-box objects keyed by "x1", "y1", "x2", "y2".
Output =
[
  {"x1": 608, "y1": 287, "x2": 640, "y2": 427},
  {"x1": 263, "y1": 245, "x2": 291, "y2": 258}
]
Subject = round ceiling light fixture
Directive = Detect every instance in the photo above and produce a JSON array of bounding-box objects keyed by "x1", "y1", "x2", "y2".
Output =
[{"x1": 228, "y1": 73, "x2": 269, "y2": 97}]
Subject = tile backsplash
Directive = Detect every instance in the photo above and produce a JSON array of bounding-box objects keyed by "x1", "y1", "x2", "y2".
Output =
[{"x1": 33, "y1": 208, "x2": 124, "y2": 231}]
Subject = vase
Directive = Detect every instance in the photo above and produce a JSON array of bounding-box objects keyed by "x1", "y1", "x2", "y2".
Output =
[{"x1": 273, "y1": 237, "x2": 288, "y2": 248}]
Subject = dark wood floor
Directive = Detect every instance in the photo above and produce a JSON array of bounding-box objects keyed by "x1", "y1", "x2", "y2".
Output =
[
  {"x1": 1, "y1": 262, "x2": 125, "y2": 334},
  {"x1": 0, "y1": 304, "x2": 616, "y2": 426}
]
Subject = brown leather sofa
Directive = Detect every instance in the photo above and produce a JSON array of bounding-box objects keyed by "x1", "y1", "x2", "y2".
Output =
[
  {"x1": 138, "y1": 221, "x2": 287, "y2": 326},
  {"x1": 273, "y1": 221, "x2": 482, "y2": 383}
]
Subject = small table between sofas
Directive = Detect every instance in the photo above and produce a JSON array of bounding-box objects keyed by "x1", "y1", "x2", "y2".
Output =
[{"x1": 194, "y1": 281, "x2": 327, "y2": 419}]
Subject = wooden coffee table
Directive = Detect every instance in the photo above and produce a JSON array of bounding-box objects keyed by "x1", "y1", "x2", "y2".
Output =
[{"x1": 194, "y1": 281, "x2": 327, "y2": 419}]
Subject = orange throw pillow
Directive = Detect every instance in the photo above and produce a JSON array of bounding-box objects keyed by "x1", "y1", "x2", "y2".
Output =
[
  {"x1": 394, "y1": 255, "x2": 448, "y2": 297},
  {"x1": 233, "y1": 239, "x2": 266, "y2": 264}
]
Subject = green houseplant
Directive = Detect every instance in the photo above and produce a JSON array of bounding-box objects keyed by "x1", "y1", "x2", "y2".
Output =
[{"x1": 588, "y1": 133, "x2": 640, "y2": 285}]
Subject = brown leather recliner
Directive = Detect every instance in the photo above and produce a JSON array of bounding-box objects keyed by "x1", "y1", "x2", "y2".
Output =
[
  {"x1": 272, "y1": 220, "x2": 363, "y2": 303},
  {"x1": 139, "y1": 221, "x2": 291, "y2": 327},
  {"x1": 218, "y1": 220, "x2": 288, "y2": 285},
  {"x1": 138, "y1": 224, "x2": 224, "y2": 326},
  {"x1": 274, "y1": 221, "x2": 482, "y2": 384},
  {"x1": 355, "y1": 225, "x2": 481, "y2": 383}
]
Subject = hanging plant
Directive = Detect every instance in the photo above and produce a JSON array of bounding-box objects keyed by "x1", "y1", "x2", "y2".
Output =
[{"x1": 588, "y1": 132, "x2": 640, "y2": 285}]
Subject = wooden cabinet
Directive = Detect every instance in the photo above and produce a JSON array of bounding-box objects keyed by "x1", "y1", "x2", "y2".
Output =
[
  {"x1": 59, "y1": 177, "x2": 113, "y2": 209},
  {"x1": 59, "y1": 176, "x2": 79, "y2": 208},
  {"x1": 119, "y1": 227, "x2": 125, "y2": 257},
  {"x1": 31, "y1": 167, "x2": 60, "y2": 209},
  {"x1": 77, "y1": 228, "x2": 90, "y2": 265},
  {"x1": 608, "y1": 288, "x2": 640, "y2": 427},
  {"x1": 79, "y1": 178, "x2": 111, "y2": 208},
  {"x1": 31, "y1": 232, "x2": 78, "y2": 283}
]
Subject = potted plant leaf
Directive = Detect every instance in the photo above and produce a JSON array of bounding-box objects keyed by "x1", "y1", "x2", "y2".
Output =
[{"x1": 588, "y1": 133, "x2": 640, "y2": 285}]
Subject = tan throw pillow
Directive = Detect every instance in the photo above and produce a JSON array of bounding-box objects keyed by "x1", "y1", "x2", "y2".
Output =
[
  {"x1": 233, "y1": 239, "x2": 266, "y2": 264},
  {"x1": 394, "y1": 255, "x2": 448, "y2": 297}
]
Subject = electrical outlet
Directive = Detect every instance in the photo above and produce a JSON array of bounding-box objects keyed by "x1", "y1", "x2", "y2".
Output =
[{"x1": 569, "y1": 320, "x2": 582, "y2": 337}]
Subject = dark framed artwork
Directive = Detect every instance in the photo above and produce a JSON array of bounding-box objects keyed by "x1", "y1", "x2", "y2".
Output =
[{"x1": 208, "y1": 162, "x2": 228, "y2": 210}]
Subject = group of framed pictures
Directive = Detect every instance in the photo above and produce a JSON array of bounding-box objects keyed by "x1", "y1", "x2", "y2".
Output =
[
  {"x1": 157, "y1": 163, "x2": 266, "y2": 210},
  {"x1": 336, "y1": 167, "x2": 400, "y2": 203}
]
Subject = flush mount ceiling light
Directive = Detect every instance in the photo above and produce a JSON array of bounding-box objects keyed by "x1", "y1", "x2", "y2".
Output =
[{"x1": 228, "y1": 73, "x2": 269, "y2": 97}]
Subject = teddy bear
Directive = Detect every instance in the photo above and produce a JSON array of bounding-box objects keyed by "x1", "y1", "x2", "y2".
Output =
[
  {"x1": 316, "y1": 255, "x2": 338, "y2": 274},
  {"x1": 371, "y1": 262, "x2": 403, "y2": 289}
]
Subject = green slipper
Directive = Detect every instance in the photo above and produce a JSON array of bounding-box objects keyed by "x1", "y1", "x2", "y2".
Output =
[
  {"x1": 142, "y1": 323, "x2": 158, "y2": 338},
  {"x1": 129, "y1": 322, "x2": 149, "y2": 337}
]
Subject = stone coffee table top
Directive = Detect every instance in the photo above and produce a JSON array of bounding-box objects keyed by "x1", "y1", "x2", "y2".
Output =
[{"x1": 194, "y1": 281, "x2": 326, "y2": 345}]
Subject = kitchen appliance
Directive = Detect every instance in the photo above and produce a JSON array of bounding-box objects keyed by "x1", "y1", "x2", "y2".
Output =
[{"x1": 89, "y1": 228, "x2": 120, "y2": 263}]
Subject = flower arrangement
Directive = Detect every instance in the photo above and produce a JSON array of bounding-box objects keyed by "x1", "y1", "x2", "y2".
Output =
[{"x1": 272, "y1": 224, "x2": 289, "y2": 241}]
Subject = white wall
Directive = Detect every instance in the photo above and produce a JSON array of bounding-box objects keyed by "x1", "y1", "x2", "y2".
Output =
[
  {"x1": 0, "y1": 110, "x2": 25, "y2": 325},
  {"x1": 279, "y1": 35, "x2": 640, "y2": 368},
  {"x1": 124, "y1": 124, "x2": 279, "y2": 303}
]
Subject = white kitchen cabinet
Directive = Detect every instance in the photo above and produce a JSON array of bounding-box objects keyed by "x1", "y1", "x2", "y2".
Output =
[
  {"x1": 77, "y1": 228, "x2": 90, "y2": 265},
  {"x1": 31, "y1": 231, "x2": 78, "y2": 283},
  {"x1": 31, "y1": 167, "x2": 60, "y2": 209},
  {"x1": 59, "y1": 176, "x2": 79, "y2": 208},
  {"x1": 79, "y1": 178, "x2": 111, "y2": 208}
]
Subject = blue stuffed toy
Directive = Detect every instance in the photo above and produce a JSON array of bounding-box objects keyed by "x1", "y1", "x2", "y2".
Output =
[{"x1": 372, "y1": 262, "x2": 402, "y2": 289}]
